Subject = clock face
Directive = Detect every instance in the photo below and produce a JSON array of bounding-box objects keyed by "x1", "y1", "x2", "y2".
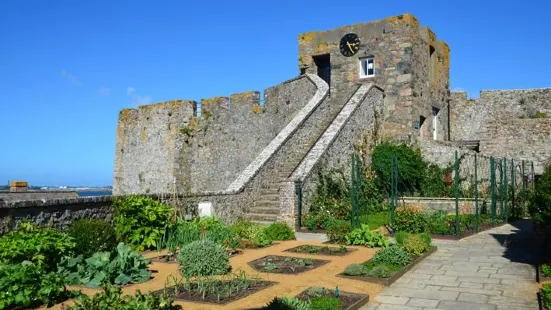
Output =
[{"x1": 339, "y1": 33, "x2": 361, "y2": 57}]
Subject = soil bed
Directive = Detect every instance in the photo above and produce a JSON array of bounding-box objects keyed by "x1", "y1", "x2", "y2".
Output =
[
  {"x1": 248, "y1": 255, "x2": 330, "y2": 274},
  {"x1": 284, "y1": 244, "x2": 355, "y2": 256},
  {"x1": 151, "y1": 280, "x2": 277, "y2": 305},
  {"x1": 295, "y1": 287, "x2": 369, "y2": 310},
  {"x1": 337, "y1": 246, "x2": 437, "y2": 286}
]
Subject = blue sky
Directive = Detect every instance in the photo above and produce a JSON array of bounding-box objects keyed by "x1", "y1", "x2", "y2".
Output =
[{"x1": 1, "y1": 0, "x2": 550, "y2": 187}]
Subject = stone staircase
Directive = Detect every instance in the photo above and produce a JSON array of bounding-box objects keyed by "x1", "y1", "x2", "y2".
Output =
[{"x1": 243, "y1": 156, "x2": 305, "y2": 224}]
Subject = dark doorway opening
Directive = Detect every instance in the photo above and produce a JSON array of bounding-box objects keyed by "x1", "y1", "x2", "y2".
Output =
[{"x1": 313, "y1": 54, "x2": 331, "y2": 89}]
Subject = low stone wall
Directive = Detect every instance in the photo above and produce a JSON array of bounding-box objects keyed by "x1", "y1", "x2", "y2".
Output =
[
  {"x1": 0, "y1": 196, "x2": 113, "y2": 235},
  {"x1": 398, "y1": 197, "x2": 479, "y2": 214},
  {"x1": 0, "y1": 191, "x2": 78, "y2": 202}
]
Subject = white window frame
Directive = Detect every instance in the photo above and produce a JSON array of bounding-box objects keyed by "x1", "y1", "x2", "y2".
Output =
[{"x1": 359, "y1": 56, "x2": 375, "y2": 78}]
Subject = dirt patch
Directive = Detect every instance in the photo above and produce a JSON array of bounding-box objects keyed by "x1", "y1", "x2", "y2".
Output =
[
  {"x1": 295, "y1": 287, "x2": 369, "y2": 310},
  {"x1": 337, "y1": 246, "x2": 437, "y2": 286},
  {"x1": 284, "y1": 244, "x2": 355, "y2": 256},
  {"x1": 249, "y1": 255, "x2": 330, "y2": 274},
  {"x1": 152, "y1": 280, "x2": 277, "y2": 305}
]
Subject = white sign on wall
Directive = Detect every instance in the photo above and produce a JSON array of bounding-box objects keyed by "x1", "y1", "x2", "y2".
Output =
[{"x1": 198, "y1": 201, "x2": 212, "y2": 217}]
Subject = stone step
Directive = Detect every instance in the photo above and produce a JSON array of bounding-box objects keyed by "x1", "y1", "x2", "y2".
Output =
[
  {"x1": 254, "y1": 200, "x2": 279, "y2": 207},
  {"x1": 247, "y1": 207, "x2": 279, "y2": 215},
  {"x1": 244, "y1": 213, "x2": 278, "y2": 222},
  {"x1": 260, "y1": 188, "x2": 279, "y2": 195},
  {"x1": 258, "y1": 194, "x2": 279, "y2": 201}
]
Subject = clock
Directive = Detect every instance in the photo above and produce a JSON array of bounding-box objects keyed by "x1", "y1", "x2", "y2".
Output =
[{"x1": 339, "y1": 33, "x2": 361, "y2": 57}]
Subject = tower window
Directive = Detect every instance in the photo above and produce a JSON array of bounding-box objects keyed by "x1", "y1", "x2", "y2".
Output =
[{"x1": 359, "y1": 56, "x2": 375, "y2": 78}]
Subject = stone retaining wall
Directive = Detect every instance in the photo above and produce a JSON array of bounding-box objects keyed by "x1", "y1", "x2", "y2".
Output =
[{"x1": 398, "y1": 197, "x2": 479, "y2": 214}]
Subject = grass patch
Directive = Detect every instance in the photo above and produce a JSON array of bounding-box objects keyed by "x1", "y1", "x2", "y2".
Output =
[{"x1": 359, "y1": 211, "x2": 389, "y2": 230}]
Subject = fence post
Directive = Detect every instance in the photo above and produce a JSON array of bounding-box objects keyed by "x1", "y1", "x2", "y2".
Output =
[
  {"x1": 531, "y1": 161, "x2": 535, "y2": 190},
  {"x1": 390, "y1": 154, "x2": 397, "y2": 227},
  {"x1": 454, "y1": 150, "x2": 460, "y2": 238},
  {"x1": 474, "y1": 154, "x2": 479, "y2": 232},
  {"x1": 295, "y1": 181, "x2": 303, "y2": 231},
  {"x1": 490, "y1": 157, "x2": 496, "y2": 221},
  {"x1": 350, "y1": 153, "x2": 359, "y2": 229},
  {"x1": 394, "y1": 154, "x2": 398, "y2": 225},
  {"x1": 511, "y1": 158, "x2": 515, "y2": 219},
  {"x1": 522, "y1": 160, "x2": 526, "y2": 212},
  {"x1": 503, "y1": 159, "x2": 508, "y2": 222}
]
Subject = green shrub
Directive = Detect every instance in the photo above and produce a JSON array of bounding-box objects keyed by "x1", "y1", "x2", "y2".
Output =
[
  {"x1": 528, "y1": 165, "x2": 551, "y2": 228},
  {"x1": 371, "y1": 141, "x2": 426, "y2": 196},
  {"x1": 420, "y1": 164, "x2": 453, "y2": 197},
  {"x1": 177, "y1": 239, "x2": 230, "y2": 277},
  {"x1": 68, "y1": 219, "x2": 117, "y2": 257},
  {"x1": 367, "y1": 265, "x2": 392, "y2": 278},
  {"x1": 542, "y1": 263, "x2": 551, "y2": 278},
  {"x1": 232, "y1": 218, "x2": 255, "y2": 238},
  {"x1": 246, "y1": 224, "x2": 273, "y2": 247},
  {"x1": 542, "y1": 283, "x2": 551, "y2": 309},
  {"x1": 113, "y1": 195, "x2": 176, "y2": 251},
  {"x1": 371, "y1": 245, "x2": 411, "y2": 266},
  {"x1": 59, "y1": 242, "x2": 152, "y2": 288},
  {"x1": 393, "y1": 207, "x2": 429, "y2": 233},
  {"x1": 309, "y1": 296, "x2": 342, "y2": 310},
  {"x1": 264, "y1": 222, "x2": 295, "y2": 240},
  {"x1": 345, "y1": 224, "x2": 389, "y2": 247},
  {"x1": 394, "y1": 231, "x2": 407, "y2": 245},
  {"x1": 344, "y1": 263, "x2": 368, "y2": 276},
  {"x1": 0, "y1": 222, "x2": 75, "y2": 272},
  {"x1": 326, "y1": 220, "x2": 351, "y2": 244},
  {"x1": 403, "y1": 234, "x2": 430, "y2": 256},
  {"x1": 0, "y1": 261, "x2": 77, "y2": 309},
  {"x1": 418, "y1": 232, "x2": 432, "y2": 248},
  {"x1": 263, "y1": 297, "x2": 309, "y2": 310},
  {"x1": 304, "y1": 213, "x2": 335, "y2": 231},
  {"x1": 66, "y1": 283, "x2": 182, "y2": 310}
]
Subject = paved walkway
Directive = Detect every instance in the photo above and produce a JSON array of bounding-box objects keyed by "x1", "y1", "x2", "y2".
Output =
[{"x1": 362, "y1": 220, "x2": 542, "y2": 310}]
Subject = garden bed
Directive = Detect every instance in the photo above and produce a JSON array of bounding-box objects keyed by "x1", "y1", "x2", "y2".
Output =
[
  {"x1": 295, "y1": 287, "x2": 369, "y2": 310},
  {"x1": 337, "y1": 246, "x2": 437, "y2": 286},
  {"x1": 429, "y1": 221, "x2": 506, "y2": 240},
  {"x1": 152, "y1": 280, "x2": 277, "y2": 305},
  {"x1": 151, "y1": 249, "x2": 243, "y2": 264},
  {"x1": 248, "y1": 255, "x2": 330, "y2": 274},
  {"x1": 284, "y1": 244, "x2": 355, "y2": 256},
  {"x1": 540, "y1": 288, "x2": 550, "y2": 310}
]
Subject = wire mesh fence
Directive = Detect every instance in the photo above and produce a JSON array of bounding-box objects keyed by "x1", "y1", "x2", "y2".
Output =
[{"x1": 349, "y1": 150, "x2": 536, "y2": 239}]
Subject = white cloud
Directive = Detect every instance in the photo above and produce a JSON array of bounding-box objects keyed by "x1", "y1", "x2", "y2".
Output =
[
  {"x1": 127, "y1": 87, "x2": 151, "y2": 106},
  {"x1": 96, "y1": 87, "x2": 111, "y2": 95},
  {"x1": 61, "y1": 69, "x2": 82, "y2": 85}
]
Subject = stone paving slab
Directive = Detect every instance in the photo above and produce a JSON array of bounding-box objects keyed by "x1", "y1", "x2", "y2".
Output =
[{"x1": 360, "y1": 220, "x2": 542, "y2": 310}]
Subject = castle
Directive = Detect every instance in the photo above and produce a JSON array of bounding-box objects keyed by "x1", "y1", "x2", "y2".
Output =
[{"x1": 112, "y1": 13, "x2": 551, "y2": 228}]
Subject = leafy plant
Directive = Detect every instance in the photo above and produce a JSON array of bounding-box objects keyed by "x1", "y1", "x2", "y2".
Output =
[
  {"x1": 0, "y1": 261, "x2": 78, "y2": 309},
  {"x1": 528, "y1": 164, "x2": 551, "y2": 229},
  {"x1": 177, "y1": 239, "x2": 230, "y2": 277},
  {"x1": 325, "y1": 220, "x2": 351, "y2": 244},
  {"x1": 542, "y1": 263, "x2": 551, "y2": 278},
  {"x1": 402, "y1": 234, "x2": 430, "y2": 256},
  {"x1": 368, "y1": 265, "x2": 392, "y2": 278},
  {"x1": 392, "y1": 207, "x2": 429, "y2": 233},
  {"x1": 394, "y1": 231, "x2": 407, "y2": 245},
  {"x1": 303, "y1": 213, "x2": 335, "y2": 232},
  {"x1": 371, "y1": 245, "x2": 411, "y2": 266},
  {"x1": 263, "y1": 297, "x2": 310, "y2": 310},
  {"x1": 68, "y1": 219, "x2": 118, "y2": 257},
  {"x1": 0, "y1": 222, "x2": 75, "y2": 272},
  {"x1": 345, "y1": 224, "x2": 389, "y2": 247},
  {"x1": 264, "y1": 222, "x2": 295, "y2": 240},
  {"x1": 309, "y1": 295, "x2": 342, "y2": 310},
  {"x1": 542, "y1": 283, "x2": 551, "y2": 309},
  {"x1": 344, "y1": 263, "x2": 368, "y2": 276},
  {"x1": 59, "y1": 242, "x2": 152, "y2": 288},
  {"x1": 113, "y1": 195, "x2": 176, "y2": 251},
  {"x1": 64, "y1": 283, "x2": 182, "y2": 310}
]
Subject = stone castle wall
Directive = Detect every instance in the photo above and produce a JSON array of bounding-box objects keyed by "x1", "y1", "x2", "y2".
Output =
[
  {"x1": 298, "y1": 13, "x2": 450, "y2": 143},
  {"x1": 451, "y1": 88, "x2": 551, "y2": 174},
  {"x1": 113, "y1": 76, "x2": 317, "y2": 195}
]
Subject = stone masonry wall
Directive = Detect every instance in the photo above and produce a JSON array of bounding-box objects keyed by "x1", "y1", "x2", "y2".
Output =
[
  {"x1": 480, "y1": 119, "x2": 551, "y2": 174},
  {"x1": 451, "y1": 88, "x2": 551, "y2": 174},
  {"x1": 298, "y1": 13, "x2": 450, "y2": 144},
  {"x1": 0, "y1": 191, "x2": 78, "y2": 202},
  {"x1": 0, "y1": 196, "x2": 113, "y2": 235},
  {"x1": 113, "y1": 76, "x2": 317, "y2": 195}
]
